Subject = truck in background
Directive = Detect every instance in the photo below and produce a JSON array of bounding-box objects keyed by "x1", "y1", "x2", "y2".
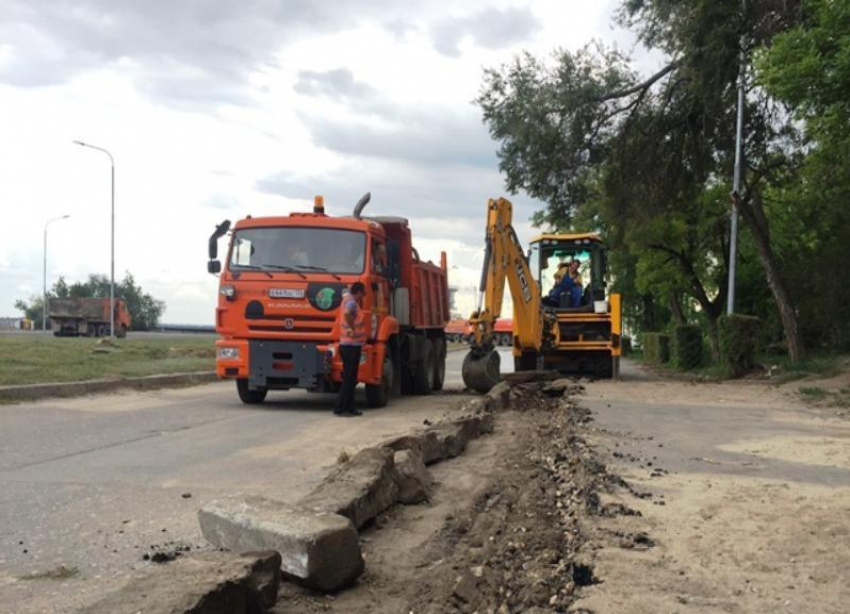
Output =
[
  {"x1": 49, "y1": 298, "x2": 131, "y2": 338},
  {"x1": 445, "y1": 317, "x2": 512, "y2": 346},
  {"x1": 208, "y1": 193, "x2": 450, "y2": 407}
]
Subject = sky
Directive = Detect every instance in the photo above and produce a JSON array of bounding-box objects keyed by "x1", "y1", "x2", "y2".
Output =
[{"x1": 0, "y1": 0, "x2": 658, "y2": 324}]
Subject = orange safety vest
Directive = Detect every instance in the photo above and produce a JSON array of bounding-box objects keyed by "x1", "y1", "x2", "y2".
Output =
[{"x1": 339, "y1": 295, "x2": 366, "y2": 346}]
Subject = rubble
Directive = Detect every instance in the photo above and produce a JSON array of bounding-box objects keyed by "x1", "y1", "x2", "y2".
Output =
[
  {"x1": 393, "y1": 448, "x2": 433, "y2": 504},
  {"x1": 298, "y1": 446, "x2": 400, "y2": 529}
]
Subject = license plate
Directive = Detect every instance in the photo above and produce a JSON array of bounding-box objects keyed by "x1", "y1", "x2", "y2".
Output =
[{"x1": 269, "y1": 288, "x2": 304, "y2": 299}]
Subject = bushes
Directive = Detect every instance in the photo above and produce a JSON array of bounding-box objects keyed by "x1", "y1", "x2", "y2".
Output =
[
  {"x1": 672, "y1": 325, "x2": 703, "y2": 369},
  {"x1": 643, "y1": 332, "x2": 670, "y2": 364},
  {"x1": 719, "y1": 314, "x2": 761, "y2": 377}
]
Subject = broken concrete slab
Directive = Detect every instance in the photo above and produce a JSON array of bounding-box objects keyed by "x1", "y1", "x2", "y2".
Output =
[
  {"x1": 503, "y1": 370, "x2": 559, "y2": 384},
  {"x1": 382, "y1": 429, "x2": 443, "y2": 464},
  {"x1": 393, "y1": 448, "x2": 433, "y2": 504},
  {"x1": 428, "y1": 421, "x2": 468, "y2": 458},
  {"x1": 485, "y1": 380, "x2": 512, "y2": 410},
  {"x1": 79, "y1": 550, "x2": 281, "y2": 614},
  {"x1": 198, "y1": 495, "x2": 363, "y2": 592},
  {"x1": 298, "y1": 446, "x2": 399, "y2": 529}
]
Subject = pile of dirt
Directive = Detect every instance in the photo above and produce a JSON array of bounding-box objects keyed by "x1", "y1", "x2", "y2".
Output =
[{"x1": 404, "y1": 382, "x2": 626, "y2": 614}]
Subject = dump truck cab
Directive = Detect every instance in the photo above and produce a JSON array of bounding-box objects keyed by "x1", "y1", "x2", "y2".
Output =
[{"x1": 210, "y1": 195, "x2": 449, "y2": 406}]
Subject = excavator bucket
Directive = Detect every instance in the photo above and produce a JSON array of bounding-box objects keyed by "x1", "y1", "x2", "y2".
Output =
[{"x1": 461, "y1": 349, "x2": 501, "y2": 393}]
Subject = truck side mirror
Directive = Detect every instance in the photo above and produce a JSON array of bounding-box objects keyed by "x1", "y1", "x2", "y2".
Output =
[
  {"x1": 208, "y1": 260, "x2": 221, "y2": 274},
  {"x1": 208, "y1": 220, "x2": 231, "y2": 260}
]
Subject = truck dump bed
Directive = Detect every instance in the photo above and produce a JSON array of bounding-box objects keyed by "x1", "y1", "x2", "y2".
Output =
[{"x1": 49, "y1": 298, "x2": 111, "y2": 321}]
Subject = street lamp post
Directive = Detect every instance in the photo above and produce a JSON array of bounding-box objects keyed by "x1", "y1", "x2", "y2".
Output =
[
  {"x1": 73, "y1": 140, "x2": 115, "y2": 337},
  {"x1": 43, "y1": 215, "x2": 71, "y2": 331}
]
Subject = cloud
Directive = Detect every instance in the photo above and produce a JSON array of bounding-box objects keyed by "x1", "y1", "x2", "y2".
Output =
[
  {"x1": 0, "y1": 0, "x2": 411, "y2": 105},
  {"x1": 294, "y1": 68, "x2": 376, "y2": 100},
  {"x1": 431, "y1": 6, "x2": 542, "y2": 57},
  {"x1": 255, "y1": 161, "x2": 541, "y2": 224},
  {"x1": 292, "y1": 68, "x2": 498, "y2": 168}
]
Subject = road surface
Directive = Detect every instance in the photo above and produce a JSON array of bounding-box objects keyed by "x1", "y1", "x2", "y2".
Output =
[{"x1": 0, "y1": 348, "x2": 509, "y2": 614}]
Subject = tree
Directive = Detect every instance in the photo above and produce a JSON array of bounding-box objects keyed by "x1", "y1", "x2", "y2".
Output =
[
  {"x1": 478, "y1": 0, "x2": 809, "y2": 361},
  {"x1": 15, "y1": 273, "x2": 166, "y2": 332}
]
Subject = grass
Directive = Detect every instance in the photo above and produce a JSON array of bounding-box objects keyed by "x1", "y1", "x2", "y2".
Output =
[
  {"x1": 0, "y1": 335, "x2": 216, "y2": 387},
  {"x1": 798, "y1": 384, "x2": 850, "y2": 409},
  {"x1": 759, "y1": 352, "x2": 846, "y2": 382}
]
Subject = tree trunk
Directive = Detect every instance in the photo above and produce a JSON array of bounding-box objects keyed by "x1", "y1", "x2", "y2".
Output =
[
  {"x1": 668, "y1": 293, "x2": 686, "y2": 326},
  {"x1": 738, "y1": 191, "x2": 804, "y2": 363}
]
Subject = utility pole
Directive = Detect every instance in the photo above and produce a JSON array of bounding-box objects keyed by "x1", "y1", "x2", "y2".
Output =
[
  {"x1": 43, "y1": 215, "x2": 71, "y2": 331},
  {"x1": 73, "y1": 140, "x2": 116, "y2": 336},
  {"x1": 727, "y1": 2, "x2": 747, "y2": 316}
]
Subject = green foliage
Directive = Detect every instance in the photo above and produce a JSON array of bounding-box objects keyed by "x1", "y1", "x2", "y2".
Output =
[
  {"x1": 719, "y1": 314, "x2": 761, "y2": 377},
  {"x1": 672, "y1": 325, "x2": 703, "y2": 370},
  {"x1": 756, "y1": 0, "x2": 850, "y2": 349},
  {"x1": 642, "y1": 332, "x2": 670, "y2": 364},
  {"x1": 15, "y1": 273, "x2": 166, "y2": 331}
]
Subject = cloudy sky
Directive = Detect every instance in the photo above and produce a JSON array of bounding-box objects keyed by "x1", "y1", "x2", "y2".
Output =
[{"x1": 0, "y1": 0, "x2": 655, "y2": 324}]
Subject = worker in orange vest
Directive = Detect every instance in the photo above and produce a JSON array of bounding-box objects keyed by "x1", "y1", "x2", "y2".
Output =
[{"x1": 334, "y1": 282, "x2": 367, "y2": 417}]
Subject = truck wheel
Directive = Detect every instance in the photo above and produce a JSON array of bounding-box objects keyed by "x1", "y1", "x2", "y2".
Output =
[
  {"x1": 97, "y1": 324, "x2": 108, "y2": 337},
  {"x1": 117, "y1": 325, "x2": 128, "y2": 339},
  {"x1": 413, "y1": 339, "x2": 434, "y2": 395},
  {"x1": 432, "y1": 338, "x2": 446, "y2": 391},
  {"x1": 366, "y1": 352, "x2": 393, "y2": 408},
  {"x1": 236, "y1": 379, "x2": 267, "y2": 404}
]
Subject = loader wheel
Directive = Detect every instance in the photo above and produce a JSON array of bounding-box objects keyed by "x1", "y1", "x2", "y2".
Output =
[
  {"x1": 432, "y1": 338, "x2": 446, "y2": 391},
  {"x1": 514, "y1": 351, "x2": 538, "y2": 372},
  {"x1": 366, "y1": 352, "x2": 393, "y2": 408},
  {"x1": 236, "y1": 379, "x2": 267, "y2": 404},
  {"x1": 413, "y1": 339, "x2": 434, "y2": 395}
]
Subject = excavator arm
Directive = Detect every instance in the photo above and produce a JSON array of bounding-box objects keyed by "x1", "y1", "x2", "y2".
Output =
[{"x1": 462, "y1": 197, "x2": 544, "y2": 392}]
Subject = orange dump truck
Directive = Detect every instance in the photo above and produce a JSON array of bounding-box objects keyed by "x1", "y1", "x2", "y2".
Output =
[
  {"x1": 49, "y1": 297, "x2": 131, "y2": 338},
  {"x1": 208, "y1": 194, "x2": 450, "y2": 406}
]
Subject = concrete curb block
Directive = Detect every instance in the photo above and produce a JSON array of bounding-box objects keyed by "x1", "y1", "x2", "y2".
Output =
[
  {"x1": 298, "y1": 447, "x2": 400, "y2": 530},
  {"x1": 0, "y1": 371, "x2": 217, "y2": 403},
  {"x1": 198, "y1": 496, "x2": 363, "y2": 592},
  {"x1": 78, "y1": 550, "x2": 281, "y2": 614}
]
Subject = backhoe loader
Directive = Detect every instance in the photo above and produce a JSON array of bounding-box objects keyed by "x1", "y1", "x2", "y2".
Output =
[{"x1": 461, "y1": 197, "x2": 622, "y2": 393}]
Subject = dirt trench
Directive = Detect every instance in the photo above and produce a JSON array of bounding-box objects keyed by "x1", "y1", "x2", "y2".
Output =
[{"x1": 275, "y1": 381, "x2": 640, "y2": 614}]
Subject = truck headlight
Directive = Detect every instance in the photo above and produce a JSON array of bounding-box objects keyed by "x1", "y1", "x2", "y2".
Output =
[
  {"x1": 217, "y1": 347, "x2": 240, "y2": 360},
  {"x1": 220, "y1": 285, "x2": 236, "y2": 300}
]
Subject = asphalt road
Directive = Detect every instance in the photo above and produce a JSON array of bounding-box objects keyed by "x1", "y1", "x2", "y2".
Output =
[{"x1": 0, "y1": 348, "x2": 512, "y2": 614}]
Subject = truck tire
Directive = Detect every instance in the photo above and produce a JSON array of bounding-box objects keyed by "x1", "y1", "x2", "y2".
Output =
[
  {"x1": 432, "y1": 338, "x2": 446, "y2": 391},
  {"x1": 117, "y1": 325, "x2": 128, "y2": 339},
  {"x1": 413, "y1": 339, "x2": 434, "y2": 396},
  {"x1": 366, "y1": 352, "x2": 393, "y2": 408},
  {"x1": 236, "y1": 379, "x2": 267, "y2": 404}
]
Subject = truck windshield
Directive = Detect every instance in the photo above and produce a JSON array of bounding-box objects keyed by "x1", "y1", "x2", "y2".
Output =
[{"x1": 229, "y1": 227, "x2": 366, "y2": 274}]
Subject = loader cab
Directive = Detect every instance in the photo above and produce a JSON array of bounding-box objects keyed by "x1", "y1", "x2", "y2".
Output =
[{"x1": 528, "y1": 234, "x2": 608, "y2": 311}]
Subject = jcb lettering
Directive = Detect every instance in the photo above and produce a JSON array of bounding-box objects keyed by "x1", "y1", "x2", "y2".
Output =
[{"x1": 515, "y1": 260, "x2": 532, "y2": 303}]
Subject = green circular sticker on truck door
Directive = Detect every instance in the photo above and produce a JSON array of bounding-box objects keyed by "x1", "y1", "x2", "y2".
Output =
[
  {"x1": 316, "y1": 288, "x2": 335, "y2": 310},
  {"x1": 308, "y1": 283, "x2": 344, "y2": 311}
]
